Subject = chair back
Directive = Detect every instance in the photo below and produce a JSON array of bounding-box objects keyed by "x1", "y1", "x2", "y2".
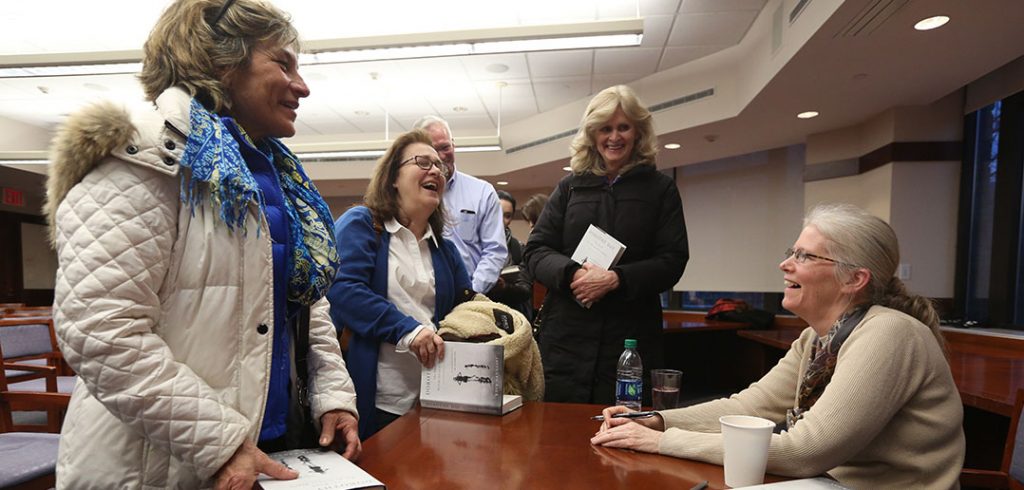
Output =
[
  {"x1": 0, "y1": 322, "x2": 52, "y2": 359},
  {"x1": 1008, "y1": 389, "x2": 1024, "y2": 487}
]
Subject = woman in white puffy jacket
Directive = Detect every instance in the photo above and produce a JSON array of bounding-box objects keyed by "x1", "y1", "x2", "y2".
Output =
[{"x1": 45, "y1": 1, "x2": 359, "y2": 488}]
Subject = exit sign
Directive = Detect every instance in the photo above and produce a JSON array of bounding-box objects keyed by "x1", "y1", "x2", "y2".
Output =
[{"x1": 2, "y1": 187, "x2": 24, "y2": 207}]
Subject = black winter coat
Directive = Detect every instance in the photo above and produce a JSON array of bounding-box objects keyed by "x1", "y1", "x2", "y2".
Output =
[{"x1": 524, "y1": 164, "x2": 688, "y2": 404}]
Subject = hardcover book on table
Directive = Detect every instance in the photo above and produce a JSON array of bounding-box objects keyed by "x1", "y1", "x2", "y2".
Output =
[{"x1": 420, "y1": 341, "x2": 523, "y2": 415}]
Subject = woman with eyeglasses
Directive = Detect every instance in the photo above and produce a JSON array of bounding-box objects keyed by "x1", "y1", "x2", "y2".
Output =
[
  {"x1": 327, "y1": 130, "x2": 473, "y2": 439},
  {"x1": 47, "y1": 0, "x2": 360, "y2": 488},
  {"x1": 591, "y1": 203, "x2": 964, "y2": 488}
]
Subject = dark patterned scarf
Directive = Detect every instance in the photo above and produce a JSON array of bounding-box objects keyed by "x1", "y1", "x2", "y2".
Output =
[
  {"x1": 789, "y1": 305, "x2": 869, "y2": 428},
  {"x1": 180, "y1": 98, "x2": 339, "y2": 305}
]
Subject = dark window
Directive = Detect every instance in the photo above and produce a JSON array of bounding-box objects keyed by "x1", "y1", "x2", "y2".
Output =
[{"x1": 956, "y1": 91, "x2": 1024, "y2": 328}]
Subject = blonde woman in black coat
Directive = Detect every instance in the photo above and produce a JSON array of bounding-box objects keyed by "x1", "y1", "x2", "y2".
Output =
[{"x1": 524, "y1": 85, "x2": 688, "y2": 405}]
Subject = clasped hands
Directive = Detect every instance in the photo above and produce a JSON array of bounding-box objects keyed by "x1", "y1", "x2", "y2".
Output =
[
  {"x1": 590, "y1": 405, "x2": 665, "y2": 454},
  {"x1": 571, "y1": 262, "x2": 619, "y2": 307},
  {"x1": 213, "y1": 409, "x2": 361, "y2": 490}
]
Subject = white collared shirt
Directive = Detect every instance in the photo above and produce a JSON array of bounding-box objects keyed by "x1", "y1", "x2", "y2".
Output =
[{"x1": 375, "y1": 218, "x2": 438, "y2": 415}]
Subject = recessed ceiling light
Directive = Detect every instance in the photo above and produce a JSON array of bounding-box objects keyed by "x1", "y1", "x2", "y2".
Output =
[
  {"x1": 663, "y1": 143, "x2": 681, "y2": 150},
  {"x1": 486, "y1": 63, "x2": 509, "y2": 73},
  {"x1": 453, "y1": 106, "x2": 469, "y2": 112},
  {"x1": 797, "y1": 111, "x2": 819, "y2": 119},
  {"x1": 914, "y1": 15, "x2": 949, "y2": 31},
  {"x1": 562, "y1": 166, "x2": 572, "y2": 171},
  {"x1": 496, "y1": 181, "x2": 509, "y2": 185},
  {"x1": 354, "y1": 110, "x2": 370, "y2": 116}
]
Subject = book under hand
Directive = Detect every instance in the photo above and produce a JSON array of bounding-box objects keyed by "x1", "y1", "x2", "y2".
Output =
[
  {"x1": 420, "y1": 341, "x2": 523, "y2": 415},
  {"x1": 257, "y1": 449, "x2": 385, "y2": 489}
]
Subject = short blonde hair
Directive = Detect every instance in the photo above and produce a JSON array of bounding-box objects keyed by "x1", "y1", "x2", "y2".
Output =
[
  {"x1": 364, "y1": 130, "x2": 447, "y2": 238},
  {"x1": 140, "y1": 0, "x2": 299, "y2": 112},
  {"x1": 569, "y1": 85, "x2": 658, "y2": 176}
]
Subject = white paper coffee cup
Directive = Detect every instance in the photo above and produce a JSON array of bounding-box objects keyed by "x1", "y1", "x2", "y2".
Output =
[{"x1": 720, "y1": 415, "x2": 775, "y2": 488}]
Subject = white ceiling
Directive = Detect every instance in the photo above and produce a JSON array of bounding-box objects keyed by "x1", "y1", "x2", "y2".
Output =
[
  {"x1": 0, "y1": 0, "x2": 764, "y2": 135},
  {"x1": 3, "y1": 0, "x2": 1024, "y2": 201}
]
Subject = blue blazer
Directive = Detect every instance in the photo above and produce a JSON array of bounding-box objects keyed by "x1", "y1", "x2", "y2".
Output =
[{"x1": 327, "y1": 206, "x2": 472, "y2": 439}]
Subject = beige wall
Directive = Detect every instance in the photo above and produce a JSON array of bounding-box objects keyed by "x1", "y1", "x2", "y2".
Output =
[
  {"x1": 804, "y1": 164, "x2": 893, "y2": 221},
  {"x1": 21, "y1": 222, "x2": 57, "y2": 289},
  {"x1": 0, "y1": 115, "x2": 50, "y2": 151},
  {"x1": 675, "y1": 146, "x2": 805, "y2": 292},
  {"x1": 889, "y1": 161, "x2": 961, "y2": 298}
]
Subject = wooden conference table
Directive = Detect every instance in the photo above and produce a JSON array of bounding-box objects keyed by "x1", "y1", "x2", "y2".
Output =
[{"x1": 359, "y1": 402, "x2": 784, "y2": 489}]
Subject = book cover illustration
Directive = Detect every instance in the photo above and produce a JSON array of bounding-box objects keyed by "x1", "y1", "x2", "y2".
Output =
[
  {"x1": 258, "y1": 449, "x2": 384, "y2": 489},
  {"x1": 421, "y1": 341, "x2": 504, "y2": 414}
]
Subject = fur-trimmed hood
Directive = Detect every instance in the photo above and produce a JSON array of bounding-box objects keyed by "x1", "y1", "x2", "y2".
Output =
[
  {"x1": 44, "y1": 88, "x2": 190, "y2": 243},
  {"x1": 45, "y1": 101, "x2": 134, "y2": 236}
]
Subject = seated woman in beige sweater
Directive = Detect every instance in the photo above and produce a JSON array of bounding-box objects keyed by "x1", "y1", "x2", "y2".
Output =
[{"x1": 591, "y1": 203, "x2": 965, "y2": 489}]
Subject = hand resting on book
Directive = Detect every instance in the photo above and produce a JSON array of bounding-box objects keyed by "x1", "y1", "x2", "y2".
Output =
[
  {"x1": 571, "y1": 262, "x2": 620, "y2": 306},
  {"x1": 411, "y1": 329, "x2": 446, "y2": 369}
]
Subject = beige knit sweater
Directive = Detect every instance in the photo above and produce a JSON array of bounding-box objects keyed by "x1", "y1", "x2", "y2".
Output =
[{"x1": 657, "y1": 305, "x2": 965, "y2": 489}]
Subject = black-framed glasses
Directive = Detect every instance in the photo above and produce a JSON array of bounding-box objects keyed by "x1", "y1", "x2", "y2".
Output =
[
  {"x1": 784, "y1": 247, "x2": 854, "y2": 267},
  {"x1": 401, "y1": 155, "x2": 449, "y2": 178}
]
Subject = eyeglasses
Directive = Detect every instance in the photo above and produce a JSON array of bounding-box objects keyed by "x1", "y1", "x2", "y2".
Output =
[
  {"x1": 400, "y1": 155, "x2": 449, "y2": 178},
  {"x1": 783, "y1": 248, "x2": 854, "y2": 267}
]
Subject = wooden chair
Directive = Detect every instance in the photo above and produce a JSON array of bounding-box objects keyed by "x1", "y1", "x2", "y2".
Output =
[
  {"x1": 961, "y1": 388, "x2": 1024, "y2": 489},
  {"x1": 3, "y1": 306, "x2": 53, "y2": 319},
  {"x1": 0, "y1": 318, "x2": 75, "y2": 433},
  {"x1": 0, "y1": 317, "x2": 71, "y2": 378},
  {"x1": 0, "y1": 303, "x2": 25, "y2": 316}
]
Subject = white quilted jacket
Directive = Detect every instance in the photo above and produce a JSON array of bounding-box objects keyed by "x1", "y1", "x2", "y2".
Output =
[{"x1": 47, "y1": 87, "x2": 357, "y2": 489}]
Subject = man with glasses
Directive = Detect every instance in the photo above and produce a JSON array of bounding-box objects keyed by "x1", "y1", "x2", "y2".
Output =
[{"x1": 413, "y1": 115, "x2": 507, "y2": 295}]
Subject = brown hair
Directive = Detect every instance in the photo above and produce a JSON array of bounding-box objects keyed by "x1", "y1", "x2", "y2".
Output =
[
  {"x1": 569, "y1": 85, "x2": 658, "y2": 176},
  {"x1": 364, "y1": 130, "x2": 446, "y2": 238},
  {"x1": 520, "y1": 193, "x2": 549, "y2": 226},
  {"x1": 139, "y1": 0, "x2": 298, "y2": 112}
]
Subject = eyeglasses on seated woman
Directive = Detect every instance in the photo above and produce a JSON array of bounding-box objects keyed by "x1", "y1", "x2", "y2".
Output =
[{"x1": 591, "y1": 203, "x2": 964, "y2": 489}]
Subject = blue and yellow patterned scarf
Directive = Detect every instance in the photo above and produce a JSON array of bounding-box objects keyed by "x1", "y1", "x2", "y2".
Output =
[{"x1": 180, "y1": 98, "x2": 340, "y2": 305}]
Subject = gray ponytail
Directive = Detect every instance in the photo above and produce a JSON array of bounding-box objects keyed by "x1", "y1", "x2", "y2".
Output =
[{"x1": 877, "y1": 276, "x2": 944, "y2": 350}]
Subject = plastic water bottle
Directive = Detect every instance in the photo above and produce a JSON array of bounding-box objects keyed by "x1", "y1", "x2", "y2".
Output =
[{"x1": 615, "y1": 339, "x2": 643, "y2": 411}]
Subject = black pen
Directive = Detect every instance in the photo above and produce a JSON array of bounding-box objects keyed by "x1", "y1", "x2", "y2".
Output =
[
  {"x1": 590, "y1": 410, "x2": 657, "y2": 421},
  {"x1": 690, "y1": 481, "x2": 709, "y2": 490}
]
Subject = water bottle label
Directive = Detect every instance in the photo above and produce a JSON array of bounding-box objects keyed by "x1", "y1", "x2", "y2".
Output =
[{"x1": 615, "y1": 378, "x2": 642, "y2": 403}]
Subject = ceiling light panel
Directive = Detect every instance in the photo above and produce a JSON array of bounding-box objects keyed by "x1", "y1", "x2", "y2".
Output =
[
  {"x1": 2, "y1": 0, "x2": 641, "y2": 56},
  {"x1": 914, "y1": 16, "x2": 950, "y2": 31}
]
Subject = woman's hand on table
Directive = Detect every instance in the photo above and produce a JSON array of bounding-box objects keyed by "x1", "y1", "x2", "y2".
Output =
[
  {"x1": 319, "y1": 409, "x2": 362, "y2": 461},
  {"x1": 410, "y1": 329, "x2": 445, "y2": 368},
  {"x1": 590, "y1": 405, "x2": 665, "y2": 454},
  {"x1": 571, "y1": 262, "x2": 619, "y2": 306}
]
